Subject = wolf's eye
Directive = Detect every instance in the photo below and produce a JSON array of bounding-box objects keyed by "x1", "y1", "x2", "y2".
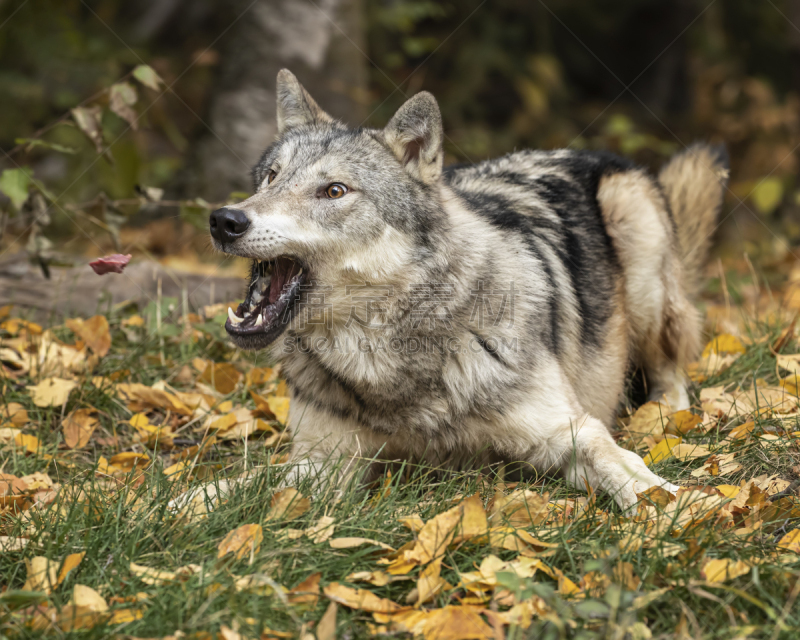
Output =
[
  {"x1": 325, "y1": 183, "x2": 348, "y2": 199},
  {"x1": 267, "y1": 170, "x2": 277, "y2": 184}
]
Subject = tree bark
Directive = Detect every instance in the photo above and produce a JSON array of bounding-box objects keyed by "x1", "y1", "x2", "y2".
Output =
[{"x1": 188, "y1": 0, "x2": 368, "y2": 201}]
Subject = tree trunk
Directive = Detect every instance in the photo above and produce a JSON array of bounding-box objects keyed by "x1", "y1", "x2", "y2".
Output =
[{"x1": 188, "y1": 0, "x2": 368, "y2": 201}]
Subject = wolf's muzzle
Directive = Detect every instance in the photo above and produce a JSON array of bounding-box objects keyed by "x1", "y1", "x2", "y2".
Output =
[{"x1": 209, "y1": 207, "x2": 250, "y2": 244}]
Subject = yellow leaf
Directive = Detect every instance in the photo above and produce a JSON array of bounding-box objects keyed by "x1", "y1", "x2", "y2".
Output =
[
  {"x1": 702, "y1": 334, "x2": 745, "y2": 357},
  {"x1": 109, "y1": 452, "x2": 150, "y2": 471},
  {"x1": 57, "y1": 552, "x2": 85, "y2": 586},
  {"x1": 27, "y1": 377, "x2": 77, "y2": 407},
  {"x1": 667, "y1": 410, "x2": 703, "y2": 436},
  {"x1": 23, "y1": 557, "x2": 59, "y2": 594},
  {"x1": 420, "y1": 605, "x2": 494, "y2": 640},
  {"x1": 491, "y1": 489, "x2": 548, "y2": 528},
  {"x1": 642, "y1": 436, "x2": 682, "y2": 466},
  {"x1": 323, "y1": 582, "x2": 406, "y2": 613},
  {"x1": 716, "y1": 485, "x2": 741, "y2": 499},
  {"x1": 71, "y1": 584, "x2": 108, "y2": 611},
  {"x1": 316, "y1": 602, "x2": 337, "y2": 640},
  {"x1": 65, "y1": 316, "x2": 111, "y2": 357},
  {"x1": 701, "y1": 558, "x2": 751, "y2": 583},
  {"x1": 453, "y1": 494, "x2": 488, "y2": 543},
  {"x1": 211, "y1": 413, "x2": 238, "y2": 432},
  {"x1": 399, "y1": 515, "x2": 426, "y2": 533},
  {"x1": 267, "y1": 396, "x2": 290, "y2": 423},
  {"x1": 129, "y1": 562, "x2": 201, "y2": 585},
  {"x1": 416, "y1": 558, "x2": 448, "y2": 606},
  {"x1": 777, "y1": 529, "x2": 800, "y2": 554},
  {"x1": 58, "y1": 584, "x2": 109, "y2": 631},
  {"x1": 750, "y1": 176, "x2": 783, "y2": 215},
  {"x1": 200, "y1": 362, "x2": 241, "y2": 394},
  {"x1": 776, "y1": 354, "x2": 800, "y2": 376},
  {"x1": 129, "y1": 412, "x2": 150, "y2": 428},
  {"x1": 217, "y1": 523, "x2": 263, "y2": 560},
  {"x1": 14, "y1": 432, "x2": 40, "y2": 454},
  {"x1": 2, "y1": 402, "x2": 28, "y2": 425},
  {"x1": 110, "y1": 608, "x2": 144, "y2": 624},
  {"x1": 163, "y1": 460, "x2": 189, "y2": 477},
  {"x1": 267, "y1": 488, "x2": 309, "y2": 521},
  {"x1": 345, "y1": 570, "x2": 393, "y2": 587},
  {"x1": 626, "y1": 402, "x2": 670, "y2": 438},
  {"x1": 306, "y1": 515, "x2": 336, "y2": 544},
  {"x1": 329, "y1": 537, "x2": 395, "y2": 551},
  {"x1": 62, "y1": 409, "x2": 98, "y2": 449},
  {"x1": 407, "y1": 504, "x2": 463, "y2": 564}
]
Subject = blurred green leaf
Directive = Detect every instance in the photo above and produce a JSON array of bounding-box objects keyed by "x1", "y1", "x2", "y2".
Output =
[
  {"x1": 133, "y1": 65, "x2": 163, "y2": 91},
  {"x1": 751, "y1": 177, "x2": 783, "y2": 215},
  {"x1": 0, "y1": 167, "x2": 33, "y2": 210},
  {"x1": 14, "y1": 138, "x2": 78, "y2": 154}
]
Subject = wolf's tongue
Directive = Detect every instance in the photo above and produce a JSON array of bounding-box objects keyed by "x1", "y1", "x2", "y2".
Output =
[{"x1": 268, "y1": 258, "x2": 300, "y2": 305}]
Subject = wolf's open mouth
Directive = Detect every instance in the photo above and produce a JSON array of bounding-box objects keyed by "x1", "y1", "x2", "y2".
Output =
[{"x1": 225, "y1": 256, "x2": 307, "y2": 343}]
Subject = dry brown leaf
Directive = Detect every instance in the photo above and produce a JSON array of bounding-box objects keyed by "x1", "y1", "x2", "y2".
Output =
[
  {"x1": 288, "y1": 572, "x2": 321, "y2": 606},
  {"x1": 65, "y1": 316, "x2": 111, "y2": 357},
  {"x1": 2, "y1": 402, "x2": 28, "y2": 425},
  {"x1": 323, "y1": 582, "x2": 405, "y2": 613},
  {"x1": 625, "y1": 402, "x2": 670, "y2": 440},
  {"x1": 62, "y1": 409, "x2": 99, "y2": 449},
  {"x1": 346, "y1": 570, "x2": 394, "y2": 587},
  {"x1": 217, "y1": 523, "x2": 263, "y2": 561},
  {"x1": 667, "y1": 410, "x2": 703, "y2": 436},
  {"x1": 267, "y1": 488, "x2": 310, "y2": 521},
  {"x1": 27, "y1": 377, "x2": 78, "y2": 408},
  {"x1": 330, "y1": 537, "x2": 395, "y2": 551},
  {"x1": 691, "y1": 453, "x2": 742, "y2": 478},
  {"x1": 453, "y1": 494, "x2": 488, "y2": 543},
  {"x1": 491, "y1": 489, "x2": 548, "y2": 528},
  {"x1": 399, "y1": 514, "x2": 426, "y2": 533},
  {"x1": 200, "y1": 362, "x2": 242, "y2": 394}
]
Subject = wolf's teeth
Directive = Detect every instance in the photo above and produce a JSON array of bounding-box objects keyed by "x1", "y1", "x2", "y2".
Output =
[
  {"x1": 254, "y1": 314, "x2": 264, "y2": 327},
  {"x1": 228, "y1": 308, "x2": 243, "y2": 324}
]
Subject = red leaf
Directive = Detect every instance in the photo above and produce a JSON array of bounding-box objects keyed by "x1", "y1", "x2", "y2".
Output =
[{"x1": 89, "y1": 254, "x2": 132, "y2": 275}]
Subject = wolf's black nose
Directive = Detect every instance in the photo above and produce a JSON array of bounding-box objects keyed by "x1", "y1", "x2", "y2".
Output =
[{"x1": 210, "y1": 208, "x2": 250, "y2": 243}]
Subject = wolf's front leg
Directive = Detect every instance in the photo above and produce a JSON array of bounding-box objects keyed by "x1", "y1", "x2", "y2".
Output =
[{"x1": 560, "y1": 414, "x2": 679, "y2": 511}]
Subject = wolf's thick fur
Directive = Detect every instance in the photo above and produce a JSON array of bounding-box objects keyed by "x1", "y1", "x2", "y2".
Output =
[{"x1": 195, "y1": 70, "x2": 727, "y2": 510}]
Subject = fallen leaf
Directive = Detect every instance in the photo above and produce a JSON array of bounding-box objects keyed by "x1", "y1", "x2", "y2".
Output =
[
  {"x1": 2, "y1": 402, "x2": 28, "y2": 425},
  {"x1": 62, "y1": 409, "x2": 99, "y2": 449},
  {"x1": 129, "y1": 562, "x2": 201, "y2": 585},
  {"x1": 217, "y1": 524, "x2": 263, "y2": 561},
  {"x1": 27, "y1": 378, "x2": 77, "y2": 407},
  {"x1": 14, "y1": 432, "x2": 40, "y2": 454},
  {"x1": 267, "y1": 396, "x2": 290, "y2": 423},
  {"x1": 200, "y1": 362, "x2": 241, "y2": 394},
  {"x1": 643, "y1": 436, "x2": 682, "y2": 465},
  {"x1": 306, "y1": 515, "x2": 336, "y2": 544},
  {"x1": 59, "y1": 584, "x2": 109, "y2": 631},
  {"x1": 329, "y1": 537, "x2": 395, "y2": 551},
  {"x1": 57, "y1": 552, "x2": 85, "y2": 585},
  {"x1": 316, "y1": 602, "x2": 337, "y2": 640},
  {"x1": 491, "y1": 489, "x2": 548, "y2": 528},
  {"x1": 288, "y1": 572, "x2": 321, "y2": 606},
  {"x1": 626, "y1": 402, "x2": 670, "y2": 440},
  {"x1": 421, "y1": 605, "x2": 494, "y2": 640},
  {"x1": 408, "y1": 504, "x2": 463, "y2": 564},
  {"x1": 701, "y1": 558, "x2": 751, "y2": 583},
  {"x1": 66, "y1": 316, "x2": 111, "y2": 358},
  {"x1": 267, "y1": 488, "x2": 309, "y2": 521},
  {"x1": 416, "y1": 558, "x2": 449, "y2": 605},
  {"x1": 777, "y1": 529, "x2": 800, "y2": 553},
  {"x1": 702, "y1": 334, "x2": 746, "y2": 357},
  {"x1": 23, "y1": 557, "x2": 59, "y2": 593},
  {"x1": 0, "y1": 536, "x2": 30, "y2": 551},
  {"x1": 346, "y1": 570, "x2": 394, "y2": 587},
  {"x1": 323, "y1": 582, "x2": 405, "y2": 613}
]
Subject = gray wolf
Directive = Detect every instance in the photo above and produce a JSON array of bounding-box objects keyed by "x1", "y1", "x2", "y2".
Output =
[{"x1": 200, "y1": 69, "x2": 727, "y2": 510}]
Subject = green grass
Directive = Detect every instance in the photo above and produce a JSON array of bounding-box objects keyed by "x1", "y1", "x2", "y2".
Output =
[{"x1": 0, "y1": 303, "x2": 799, "y2": 640}]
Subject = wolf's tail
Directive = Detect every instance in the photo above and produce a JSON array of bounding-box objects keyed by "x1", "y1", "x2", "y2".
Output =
[{"x1": 658, "y1": 144, "x2": 728, "y2": 298}]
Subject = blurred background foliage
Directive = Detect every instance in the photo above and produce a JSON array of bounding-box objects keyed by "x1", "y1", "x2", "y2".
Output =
[{"x1": 2, "y1": 0, "x2": 800, "y2": 270}]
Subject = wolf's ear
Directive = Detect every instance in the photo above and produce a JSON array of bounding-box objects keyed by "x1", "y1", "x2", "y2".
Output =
[
  {"x1": 383, "y1": 92, "x2": 443, "y2": 185},
  {"x1": 276, "y1": 69, "x2": 333, "y2": 133}
]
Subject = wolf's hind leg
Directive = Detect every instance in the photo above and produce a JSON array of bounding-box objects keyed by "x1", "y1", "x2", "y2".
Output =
[{"x1": 560, "y1": 414, "x2": 679, "y2": 510}]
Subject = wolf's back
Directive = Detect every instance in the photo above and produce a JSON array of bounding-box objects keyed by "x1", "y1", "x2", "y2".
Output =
[{"x1": 658, "y1": 144, "x2": 728, "y2": 297}]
